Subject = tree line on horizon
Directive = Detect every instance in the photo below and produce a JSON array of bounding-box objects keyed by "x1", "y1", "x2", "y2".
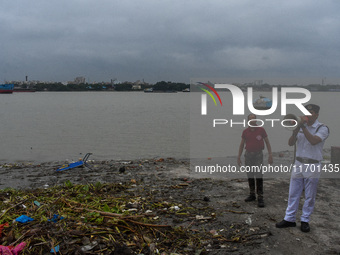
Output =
[
  {"x1": 30, "y1": 81, "x2": 190, "y2": 91},
  {"x1": 13, "y1": 81, "x2": 340, "y2": 92}
]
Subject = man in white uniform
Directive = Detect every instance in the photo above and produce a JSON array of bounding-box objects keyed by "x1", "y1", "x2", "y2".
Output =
[{"x1": 276, "y1": 104, "x2": 329, "y2": 232}]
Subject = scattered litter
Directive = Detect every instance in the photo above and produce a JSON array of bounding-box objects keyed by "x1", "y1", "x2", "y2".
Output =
[
  {"x1": 119, "y1": 161, "x2": 132, "y2": 165},
  {"x1": 0, "y1": 158, "x2": 274, "y2": 254},
  {"x1": 48, "y1": 214, "x2": 65, "y2": 223},
  {"x1": 209, "y1": 229, "x2": 218, "y2": 236},
  {"x1": 81, "y1": 241, "x2": 98, "y2": 252},
  {"x1": 50, "y1": 245, "x2": 60, "y2": 253},
  {"x1": 245, "y1": 216, "x2": 252, "y2": 225},
  {"x1": 56, "y1": 153, "x2": 92, "y2": 172},
  {"x1": 15, "y1": 215, "x2": 34, "y2": 223},
  {"x1": 0, "y1": 222, "x2": 9, "y2": 237},
  {"x1": 0, "y1": 242, "x2": 26, "y2": 255},
  {"x1": 170, "y1": 206, "x2": 180, "y2": 211},
  {"x1": 196, "y1": 215, "x2": 212, "y2": 220},
  {"x1": 34, "y1": 201, "x2": 41, "y2": 207}
]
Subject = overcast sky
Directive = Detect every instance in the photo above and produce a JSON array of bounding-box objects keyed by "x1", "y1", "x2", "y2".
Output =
[{"x1": 1, "y1": 0, "x2": 340, "y2": 85}]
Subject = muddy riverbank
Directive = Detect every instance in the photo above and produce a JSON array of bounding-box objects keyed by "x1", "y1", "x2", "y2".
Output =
[{"x1": 0, "y1": 152, "x2": 339, "y2": 254}]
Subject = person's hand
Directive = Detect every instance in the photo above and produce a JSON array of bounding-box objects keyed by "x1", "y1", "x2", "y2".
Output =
[
  {"x1": 299, "y1": 116, "x2": 308, "y2": 124},
  {"x1": 268, "y1": 154, "x2": 273, "y2": 165},
  {"x1": 237, "y1": 157, "x2": 242, "y2": 166}
]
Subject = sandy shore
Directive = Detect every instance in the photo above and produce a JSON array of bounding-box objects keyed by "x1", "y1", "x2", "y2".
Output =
[{"x1": 0, "y1": 151, "x2": 339, "y2": 254}]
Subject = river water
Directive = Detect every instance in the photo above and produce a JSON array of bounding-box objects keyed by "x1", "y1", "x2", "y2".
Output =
[
  {"x1": 0, "y1": 91, "x2": 338, "y2": 162},
  {"x1": 0, "y1": 92, "x2": 189, "y2": 162}
]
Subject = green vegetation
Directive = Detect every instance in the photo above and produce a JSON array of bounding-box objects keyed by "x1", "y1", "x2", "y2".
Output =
[
  {"x1": 11, "y1": 81, "x2": 340, "y2": 92},
  {"x1": 153, "y1": 81, "x2": 189, "y2": 91},
  {"x1": 34, "y1": 83, "x2": 113, "y2": 91},
  {"x1": 0, "y1": 181, "x2": 212, "y2": 254},
  {"x1": 14, "y1": 81, "x2": 190, "y2": 92}
]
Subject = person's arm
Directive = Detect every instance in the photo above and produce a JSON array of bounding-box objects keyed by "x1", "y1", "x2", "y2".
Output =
[
  {"x1": 288, "y1": 116, "x2": 308, "y2": 146},
  {"x1": 237, "y1": 138, "x2": 245, "y2": 166},
  {"x1": 300, "y1": 125, "x2": 322, "y2": 145},
  {"x1": 264, "y1": 137, "x2": 273, "y2": 164}
]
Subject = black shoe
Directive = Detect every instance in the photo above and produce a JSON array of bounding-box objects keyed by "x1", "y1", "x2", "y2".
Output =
[
  {"x1": 244, "y1": 195, "x2": 256, "y2": 202},
  {"x1": 276, "y1": 220, "x2": 296, "y2": 228},
  {"x1": 258, "y1": 197, "x2": 265, "y2": 207},
  {"x1": 301, "y1": 222, "x2": 310, "y2": 232}
]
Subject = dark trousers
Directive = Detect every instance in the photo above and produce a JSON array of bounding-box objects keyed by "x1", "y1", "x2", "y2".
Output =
[{"x1": 245, "y1": 151, "x2": 264, "y2": 198}]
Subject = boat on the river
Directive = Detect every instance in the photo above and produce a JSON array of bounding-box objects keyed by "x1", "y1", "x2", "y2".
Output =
[
  {"x1": 0, "y1": 84, "x2": 14, "y2": 94},
  {"x1": 144, "y1": 88, "x2": 153, "y2": 93},
  {"x1": 253, "y1": 95, "x2": 272, "y2": 109}
]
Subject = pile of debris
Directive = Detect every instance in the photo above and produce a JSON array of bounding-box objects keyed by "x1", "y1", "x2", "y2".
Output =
[{"x1": 0, "y1": 178, "x2": 269, "y2": 254}]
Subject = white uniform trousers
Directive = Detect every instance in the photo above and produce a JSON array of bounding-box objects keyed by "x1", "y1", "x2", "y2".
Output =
[{"x1": 284, "y1": 161, "x2": 320, "y2": 223}]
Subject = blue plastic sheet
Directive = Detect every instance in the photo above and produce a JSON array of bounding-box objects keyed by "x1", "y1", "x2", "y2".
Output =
[
  {"x1": 48, "y1": 214, "x2": 65, "y2": 223},
  {"x1": 50, "y1": 245, "x2": 60, "y2": 253},
  {"x1": 15, "y1": 215, "x2": 34, "y2": 223}
]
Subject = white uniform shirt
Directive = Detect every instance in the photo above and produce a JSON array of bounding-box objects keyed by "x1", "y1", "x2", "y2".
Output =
[{"x1": 296, "y1": 119, "x2": 329, "y2": 161}]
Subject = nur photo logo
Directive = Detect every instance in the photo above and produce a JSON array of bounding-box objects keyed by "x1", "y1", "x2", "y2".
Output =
[
  {"x1": 197, "y1": 82, "x2": 312, "y2": 128},
  {"x1": 199, "y1": 83, "x2": 312, "y2": 116}
]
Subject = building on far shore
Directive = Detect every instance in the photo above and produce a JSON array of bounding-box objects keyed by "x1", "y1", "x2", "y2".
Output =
[{"x1": 74, "y1": 76, "x2": 86, "y2": 84}]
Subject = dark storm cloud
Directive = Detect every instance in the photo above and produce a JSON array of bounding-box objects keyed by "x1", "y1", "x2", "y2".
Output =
[{"x1": 1, "y1": 0, "x2": 340, "y2": 84}]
